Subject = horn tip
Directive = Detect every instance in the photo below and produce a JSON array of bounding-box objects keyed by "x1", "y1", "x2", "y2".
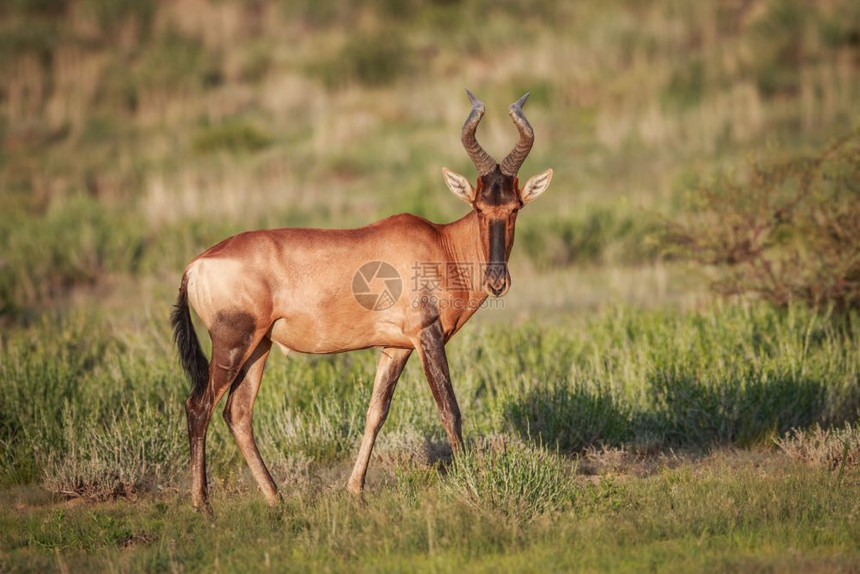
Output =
[
  {"x1": 512, "y1": 92, "x2": 530, "y2": 109},
  {"x1": 466, "y1": 88, "x2": 484, "y2": 107}
]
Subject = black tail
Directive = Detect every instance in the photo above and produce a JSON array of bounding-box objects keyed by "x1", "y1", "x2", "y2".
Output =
[{"x1": 171, "y1": 274, "x2": 209, "y2": 400}]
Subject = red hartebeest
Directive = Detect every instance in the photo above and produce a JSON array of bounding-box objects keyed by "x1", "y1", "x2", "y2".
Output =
[{"x1": 171, "y1": 91, "x2": 552, "y2": 514}]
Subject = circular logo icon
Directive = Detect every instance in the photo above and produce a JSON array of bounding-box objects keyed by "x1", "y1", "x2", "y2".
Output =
[{"x1": 352, "y1": 261, "x2": 402, "y2": 311}]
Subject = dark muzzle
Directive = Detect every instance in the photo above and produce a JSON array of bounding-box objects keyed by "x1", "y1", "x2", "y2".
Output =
[
  {"x1": 483, "y1": 263, "x2": 510, "y2": 297},
  {"x1": 483, "y1": 219, "x2": 511, "y2": 297}
]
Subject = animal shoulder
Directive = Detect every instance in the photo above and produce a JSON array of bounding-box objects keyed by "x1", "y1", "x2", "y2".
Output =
[{"x1": 371, "y1": 212, "x2": 441, "y2": 235}]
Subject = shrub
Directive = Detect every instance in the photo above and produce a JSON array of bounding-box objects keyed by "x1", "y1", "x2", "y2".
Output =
[{"x1": 664, "y1": 132, "x2": 860, "y2": 311}]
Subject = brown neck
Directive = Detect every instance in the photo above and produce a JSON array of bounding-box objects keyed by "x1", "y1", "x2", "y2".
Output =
[{"x1": 439, "y1": 211, "x2": 485, "y2": 269}]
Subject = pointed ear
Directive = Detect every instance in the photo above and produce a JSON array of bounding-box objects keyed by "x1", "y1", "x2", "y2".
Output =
[
  {"x1": 442, "y1": 167, "x2": 475, "y2": 204},
  {"x1": 519, "y1": 168, "x2": 553, "y2": 205}
]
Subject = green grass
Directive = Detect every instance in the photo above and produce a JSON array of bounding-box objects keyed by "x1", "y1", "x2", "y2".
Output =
[
  {"x1": 2, "y1": 450, "x2": 858, "y2": 572},
  {"x1": 1, "y1": 303, "x2": 857, "y2": 496}
]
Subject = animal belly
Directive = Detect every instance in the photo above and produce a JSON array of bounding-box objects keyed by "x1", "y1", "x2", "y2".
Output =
[{"x1": 268, "y1": 316, "x2": 410, "y2": 354}]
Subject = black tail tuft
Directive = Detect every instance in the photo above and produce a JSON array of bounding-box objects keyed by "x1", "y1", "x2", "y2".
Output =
[{"x1": 171, "y1": 274, "x2": 209, "y2": 400}]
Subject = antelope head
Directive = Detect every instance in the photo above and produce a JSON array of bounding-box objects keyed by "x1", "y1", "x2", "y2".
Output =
[{"x1": 442, "y1": 90, "x2": 553, "y2": 298}]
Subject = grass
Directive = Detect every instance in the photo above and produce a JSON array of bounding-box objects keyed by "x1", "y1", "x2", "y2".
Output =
[
  {"x1": 1, "y1": 450, "x2": 858, "y2": 572},
  {"x1": 1, "y1": 0, "x2": 859, "y2": 570},
  {"x1": 1, "y1": 303, "x2": 857, "y2": 495},
  {"x1": 1, "y1": 300, "x2": 855, "y2": 571},
  {"x1": 775, "y1": 423, "x2": 860, "y2": 471}
]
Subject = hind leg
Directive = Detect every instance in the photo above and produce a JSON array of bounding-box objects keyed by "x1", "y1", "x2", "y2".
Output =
[
  {"x1": 223, "y1": 338, "x2": 279, "y2": 505},
  {"x1": 185, "y1": 312, "x2": 267, "y2": 515}
]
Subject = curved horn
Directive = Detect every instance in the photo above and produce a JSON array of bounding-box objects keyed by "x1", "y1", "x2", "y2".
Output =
[
  {"x1": 461, "y1": 89, "x2": 497, "y2": 176},
  {"x1": 500, "y1": 92, "x2": 534, "y2": 176}
]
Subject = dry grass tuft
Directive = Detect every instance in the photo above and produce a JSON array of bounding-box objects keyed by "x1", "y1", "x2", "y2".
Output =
[{"x1": 775, "y1": 423, "x2": 860, "y2": 471}]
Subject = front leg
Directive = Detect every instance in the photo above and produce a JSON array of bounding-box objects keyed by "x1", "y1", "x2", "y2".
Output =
[
  {"x1": 415, "y1": 321, "x2": 463, "y2": 452},
  {"x1": 347, "y1": 347, "x2": 412, "y2": 495}
]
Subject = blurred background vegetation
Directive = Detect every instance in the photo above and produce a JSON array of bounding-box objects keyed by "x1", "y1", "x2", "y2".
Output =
[{"x1": 1, "y1": 0, "x2": 857, "y2": 321}]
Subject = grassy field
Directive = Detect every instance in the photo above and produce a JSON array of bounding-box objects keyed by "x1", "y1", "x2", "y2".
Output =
[
  {"x1": 1, "y1": 0, "x2": 859, "y2": 571},
  {"x1": 2, "y1": 451, "x2": 858, "y2": 572},
  {"x1": 2, "y1": 303, "x2": 859, "y2": 571}
]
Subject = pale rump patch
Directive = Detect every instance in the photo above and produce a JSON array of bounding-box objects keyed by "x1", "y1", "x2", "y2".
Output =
[{"x1": 186, "y1": 257, "x2": 251, "y2": 329}]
